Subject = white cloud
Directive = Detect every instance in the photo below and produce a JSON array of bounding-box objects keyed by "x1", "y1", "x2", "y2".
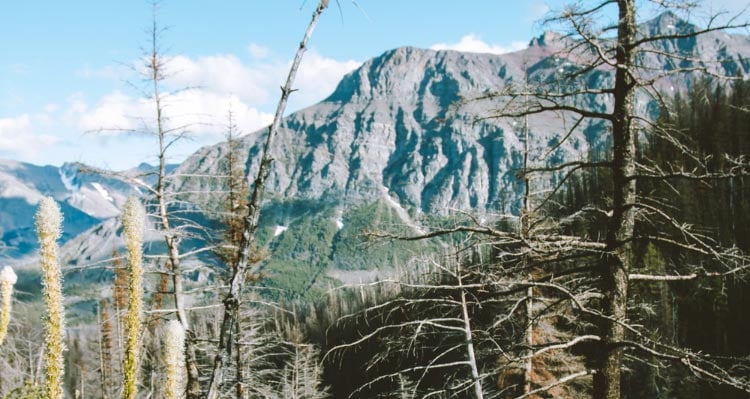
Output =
[
  {"x1": 167, "y1": 54, "x2": 271, "y2": 104},
  {"x1": 0, "y1": 114, "x2": 62, "y2": 163},
  {"x1": 529, "y1": 1, "x2": 550, "y2": 21},
  {"x1": 75, "y1": 89, "x2": 273, "y2": 138},
  {"x1": 431, "y1": 34, "x2": 527, "y2": 55},
  {"x1": 248, "y1": 43, "x2": 270, "y2": 59},
  {"x1": 75, "y1": 49, "x2": 360, "y2": 137},
  {"x1": 0, "y1": 114, "x2": 31, "y2": 132},
  {"x1": 43, "y1": 103, "x2": 59, "y2": 113},
  {"x1": 2, "y1": 48, "x2": 360, "y2": 168},
  {"x1": 78, "y1": 91, "x2": 148, "y2": 133},
  {"x1": 66, "y1": 93, "x2": 88, "y2": 114},
  {"x1": 158, "y1": 90, "x2": 275, "y2": 136},
  {"x1": 294, "y1": 52, "x2": 361, "y2": 107},
  {"x1": 165, "y1": 51, "x2": 360, "y2": 110}
]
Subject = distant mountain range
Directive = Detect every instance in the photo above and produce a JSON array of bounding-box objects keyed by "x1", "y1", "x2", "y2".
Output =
[
  {"x1": 2, "y1": 12, "x2": 749, "y2": 298},
  {"x1": 0, "y1": 161, "x2": 136, "y2": 259}
]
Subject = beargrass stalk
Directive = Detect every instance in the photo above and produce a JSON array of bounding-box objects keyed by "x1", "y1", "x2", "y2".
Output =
[
  {"x1": 164, "y1": 319, "x2": 186, "y2": 399},
  {"x1": 0, "y1": 265, "x2": 18, "y2": 346},
  {"x1": 35, "y1": 197, "x2": 65, "y2": 399},
  {"x1": 121, "y1": 197, "x2": 145, "y2": 399}
]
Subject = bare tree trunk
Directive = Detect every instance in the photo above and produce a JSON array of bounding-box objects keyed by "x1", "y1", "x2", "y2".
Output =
[
  {"x1": 97, "y1": 304, "x2": 109, "y2": 399},
  {"x1": 523, "y1": 285, "x2": 534, "y2": 394},
  {"x1": 205, "y1": 2, "x2": 329, "y2": 397},
  {"x1": 593, "y1": 1, "x2": 636, "y2": 398},
  {"x1": 458, "y1": 266, "x2": 484, "y2": 399},
  {"x1": 521, "y1": 66, "x2": 534, "y2": 396},
  {"x1": 143, "y1": 6, "x2": 203, "y2": 395},
  {"x1": 234, "y1": 318, "x2": 246, "y2": 399}
]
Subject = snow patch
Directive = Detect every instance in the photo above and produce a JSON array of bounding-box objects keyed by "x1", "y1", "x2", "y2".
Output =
[
  {"x1": 381, "y1": 187, "x2": 425, "y2": 235},
  {"x1": 274, "y1": 225, "x2": 288, "y2": 237},
  {"x1": 328, "y1": 267, "x2": 400, "y2": 285},
  {"x1": 91, "y1": 182, "x2": 114, "y2": 202},
  {"x1": 384, "y1": 191, "x2": 401, "y2": 209},
  {"x1": 335, "y1": 219, "x2": 344, "y2": 230},
  {"x1": 59, "y1": 168, "x2": 78, "y2": 192}
]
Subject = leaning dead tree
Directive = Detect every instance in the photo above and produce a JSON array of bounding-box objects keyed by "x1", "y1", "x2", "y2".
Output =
[{"x1": 205, "y1": 1, "x2": 330, "y2": 397}]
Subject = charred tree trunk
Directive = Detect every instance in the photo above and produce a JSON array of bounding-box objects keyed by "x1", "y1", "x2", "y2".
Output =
[{"x1": 593, "y1": 1, "x2": 636, "y2": 398}]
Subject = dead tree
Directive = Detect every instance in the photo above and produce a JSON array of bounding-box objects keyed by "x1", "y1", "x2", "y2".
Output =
[
  {"x1": 0, "y1": 302, "x2": 45, "y2": 397},
  {"x1": 349, "y1": 2, "x2": 750, "y2": 398},
  {"x1": 324, "y1": 251, "x2": 516, "y2": 398},
  {"x1": 205, "y1": 1, "x2": 330, "y2": 397},
  {"x1": 469, "y1": 1, "x2": 750, "y2": 397},
  {"x1": 134, "y1": 4, "x2": 204, "y2": 396},
  {"x1": 97, "y1": 300, "x2": 115, "y2": 398},
  {"x1": 84, "y1": 1, "x2": 212, "y2": 395}
]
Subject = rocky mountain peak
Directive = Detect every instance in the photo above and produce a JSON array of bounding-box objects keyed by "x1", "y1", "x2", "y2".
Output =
[
  {"x1": 0, "y1": 159, "x2": 145, "y2": 260},
  {"x1": 327, "y1": 46, "x2": 447, "y2": 103},
  {"x1": 643, "y1": 10, "x2": 698, "y2": 36},
  {"x1": 4, "y1": 11, "x2": 750, "y2": 273},
  {"x1": 529, "y1": 31, "x2": 565, "y2": 48}
]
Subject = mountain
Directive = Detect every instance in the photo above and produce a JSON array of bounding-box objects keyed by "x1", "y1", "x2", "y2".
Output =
[
  {"x1": 2, "y1": 12, "x2": 749, "y2": 298},
  {"x1": 173, "y1": 13, "x2": 750, "y2": 217},
  {"x1": 175, "y1": 46, "x2": 537, "y2": 215},
  {"x1": 0, "y1": 160, "x2": 153, "y2": 260}
]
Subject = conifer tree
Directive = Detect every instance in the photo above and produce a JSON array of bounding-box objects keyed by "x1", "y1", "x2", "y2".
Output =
[
  {"x1": 98, "y1": 299, "x2": 115, "y2": 399},
  {"x1": 206, "y1": 1, "x2": 331, "y2": 396}
]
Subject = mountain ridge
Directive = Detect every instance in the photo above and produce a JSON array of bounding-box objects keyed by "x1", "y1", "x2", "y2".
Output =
[
  {"x1": 2, "y1": 12, "x2": 749, "y2": 272},
  {"x1": 173, "y1": 12, "x2": 750, "y2": 218},
  {"x1": 0, "y1": 161, "x2": 163, "y2": 260}
]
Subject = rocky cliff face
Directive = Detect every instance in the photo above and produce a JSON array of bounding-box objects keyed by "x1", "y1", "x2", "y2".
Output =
[
  {"x1": 173, "y1": 12, "x2": 750, "y2": 216},
  {"x1": 176, "y1": 44, "x2": 557, "y2": 214}
]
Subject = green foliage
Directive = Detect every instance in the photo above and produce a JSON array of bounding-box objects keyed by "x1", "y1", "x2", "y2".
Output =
[
  {"x1": 269, "y1": 208, "x2": 338, "y2": 263},
  {"x1": 255, "y1": 202, "x2": 339, "y2": 300},
  {"x1": 331, "y1": 200, "x2": 440, "y2": 271},
  {"x1": 250, "y1": 199, "x2": 442, "y2": 300},
  {"x1": 261, "y1": 259, "x2": 334, "y2": 301},
  {"x1": 1, "y1": 381, "x2": 46, "y2": 399}
]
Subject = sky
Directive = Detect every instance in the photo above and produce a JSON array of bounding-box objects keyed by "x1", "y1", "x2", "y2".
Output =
[{"x1": 1, "y1": 1, "x2": 747, "y2": 170}]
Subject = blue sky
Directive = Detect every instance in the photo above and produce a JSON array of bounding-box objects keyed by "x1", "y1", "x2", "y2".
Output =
[{"x1": 0, "y1": 1, "x2": 746, "y2": 170}]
